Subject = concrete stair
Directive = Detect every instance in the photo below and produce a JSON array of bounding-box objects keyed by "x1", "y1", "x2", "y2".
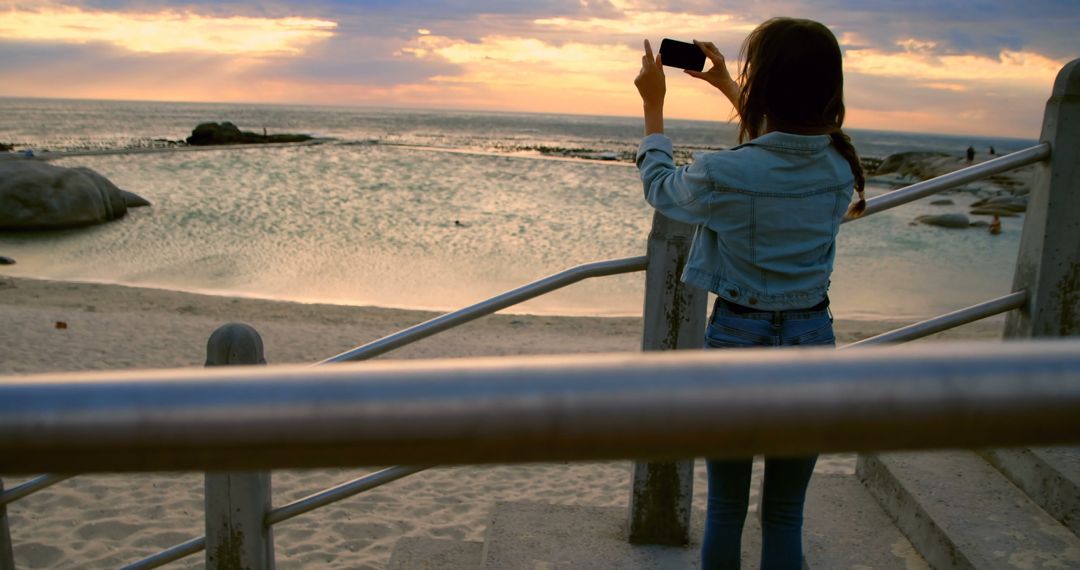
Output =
[
  {"x1": 804, "y1": 473, "x2": 929, "y2": 569},
  {"x1": 388, "y1": 472, "x2": 924, "y2": 568},
  {"x1": 857, "y1": 451, "x2": 1080, "y2": 569},
  {"x1": 980, "y1": 447, "x2": 1080, "y2": 537},
  {"x1": 479, "y1": 501, "x2": 703, "y2": 569}
]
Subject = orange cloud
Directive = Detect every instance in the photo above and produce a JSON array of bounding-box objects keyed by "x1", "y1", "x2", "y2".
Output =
[
  {"x1": 0, "y1": 5, "x2": 336, "y2": 55},
  {"x1": 395, "y1": 31, "x2": 735, "y2": 120},
  {"x1": 845, "y1": 43, "x2": 1063, "y2": 86}
]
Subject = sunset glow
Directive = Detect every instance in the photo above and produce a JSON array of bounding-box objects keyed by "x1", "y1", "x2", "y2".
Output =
[
  {"x1": 1, "y1": 1, "x2": 1076, "y2": 137},
  {"x1": 0, "y1": 5, "x2": 337, "y2": 55}
]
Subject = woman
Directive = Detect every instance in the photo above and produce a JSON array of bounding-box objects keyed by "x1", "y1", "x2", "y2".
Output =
[{"x1": 634, "y1": 18, "x2": 864, "y2": 569}]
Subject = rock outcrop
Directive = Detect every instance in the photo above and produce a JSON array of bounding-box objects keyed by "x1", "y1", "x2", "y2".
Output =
[
  {"x1": 872, "y1": 152, "x2": 957, "y2": 180},
  {"x1": 185, "y1": 122, "x2": 312, "y2": 146},
  {"x1": 0, "y1": 161, "x2": 150, "y2": 230},
  {"x1": 871, "y1": 150, "x2": 1035, "y2": 197}
]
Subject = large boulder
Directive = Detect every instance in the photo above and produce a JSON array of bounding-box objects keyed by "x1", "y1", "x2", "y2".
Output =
[
  {"x1": 0, "y1": 160, "x2": 150, "y2": 230},
  {"x1": 186, "y1": 122, "x2": 312, "y2": 146},
  {"x1": 873, "y1": 151, "x2": 956, "y2": 179}
]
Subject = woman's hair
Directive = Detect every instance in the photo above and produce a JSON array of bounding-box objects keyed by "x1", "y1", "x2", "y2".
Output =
[{"x1": 736, "y1": 18, "x2": 865, "y2": 217}]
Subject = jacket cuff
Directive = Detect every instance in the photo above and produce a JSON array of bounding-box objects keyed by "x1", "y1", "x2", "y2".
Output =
[{"x1": 636, "y1": 133, "x2": 673, "y2": 166}]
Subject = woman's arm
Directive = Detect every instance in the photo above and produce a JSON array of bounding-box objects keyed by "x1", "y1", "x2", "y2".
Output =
[{"x1": 634, "y1": 39, "x2": 666, "y2": 135}]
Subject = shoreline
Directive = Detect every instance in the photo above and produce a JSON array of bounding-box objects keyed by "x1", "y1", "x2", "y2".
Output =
[{"x1": 0, "y1": 274, "x2": 1004, "y2": 375}]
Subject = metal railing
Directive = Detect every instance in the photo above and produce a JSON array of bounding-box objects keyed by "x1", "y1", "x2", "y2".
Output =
[
  {"x1": 851, "y1": 143, "x2": 1050, "y2": 219},
  {"x1": 4, "y1": 343, "x2": 1080, "y2": 471},
  {"x1": 322, "y1": 255, "x2": 648, "y2": 363},
  {"x1": 2, "y1": 56, "x2": 1077, "y2": 570}
]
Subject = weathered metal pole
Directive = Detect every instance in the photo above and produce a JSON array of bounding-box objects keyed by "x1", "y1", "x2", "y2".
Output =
[
  {"x1": 0, "y1": 479, "x2": 14, "y2": 570},
  {"x1": 1006, "y1": 58, "x2": 1080, "y2": 339},
  {"x1": 204, "y1": 324, "x2": 275, "y2": 570},
  {"x1": 628, "y1": 211, "x2": 708, "y2": 546}
]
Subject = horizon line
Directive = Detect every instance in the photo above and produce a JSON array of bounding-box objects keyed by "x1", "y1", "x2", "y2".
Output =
[{"x1": 0, "y1": 94, "x2": 1041, "y2": 143}]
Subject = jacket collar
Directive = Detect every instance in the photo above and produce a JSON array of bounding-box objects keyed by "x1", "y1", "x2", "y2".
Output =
[{"x1": 734, "y1": 131, "x2": 832, "y2": 153}]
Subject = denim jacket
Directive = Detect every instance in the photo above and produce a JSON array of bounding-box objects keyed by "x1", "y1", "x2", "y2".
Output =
[{"x1": 637, "y1": 131, "x2": 854, "y2": 310}]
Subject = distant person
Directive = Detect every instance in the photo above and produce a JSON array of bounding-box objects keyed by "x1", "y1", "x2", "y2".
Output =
[
  {"x1": 989, "y1": 145, "x2": 996, "y2": 155},
  {"x1": 966, "y1": 145, "x2": 976, "y2": 162},
  {"x1": 636, "y1": 17, "x2": 862, "y2": 569},
  {"x1": 989, "y1": 214, "x2": 1002, "y2": 235}
]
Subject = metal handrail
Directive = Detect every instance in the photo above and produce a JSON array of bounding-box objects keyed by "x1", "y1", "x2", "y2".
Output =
[
  {"x1": 847, "y1": 143, "x2": 1050, "y2": 221},
  {"x1": 0, "y1": 474, "x2": 73, "y2": 507},
  {"x1": 121, "y1": 537, "x2": 205, "y2": 570},
  {"x1": 3, "y1": 342, "x2": 1079, "y2": 471},
  {"x1": 847, "y1": 291, "x2": 1028, "y2": 347},
  {"x1": 117, "y1": 287, "x2": 1033, "y2": 569},
  {"x1": 321, "y1": 255, "x2": 648, "y2": 363},
  {"x1": 266, "y1": 465, "x2": 429, "y2": 525}
]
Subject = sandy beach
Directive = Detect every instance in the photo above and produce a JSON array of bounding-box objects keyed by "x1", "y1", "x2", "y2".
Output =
[{"x1": 0, "y1": 276, "x2": 1005, "y2": 568}]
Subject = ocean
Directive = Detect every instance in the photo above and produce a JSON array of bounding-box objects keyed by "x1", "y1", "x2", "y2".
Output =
[{"x1": 0, "y1": 97, "x2": 1038, "y2": 320}]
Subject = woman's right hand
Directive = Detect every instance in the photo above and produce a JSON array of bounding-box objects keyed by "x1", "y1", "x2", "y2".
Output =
[{"x1": 684, "y1": 40, "x2": 739, "y2": 105}]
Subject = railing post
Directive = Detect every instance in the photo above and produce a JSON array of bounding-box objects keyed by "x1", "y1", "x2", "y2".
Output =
[
  {"x1": 0, "y1": 479, "x2": 14, "y2": 570},
  {"x1": 1006, "y1": 59, "x2": 1080, "y2": 339},
  {"x1": 628, "y1": 211, "x2": 708, "y2": 546},
  {"x1": 204, "y1": 324, "x2": 275, "y2": 570}
]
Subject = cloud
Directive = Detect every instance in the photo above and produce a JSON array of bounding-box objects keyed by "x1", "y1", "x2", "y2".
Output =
[
  {"x1": 845, "y1": 45, "x2": 1064, "y2": 85},
  {"x1": 0, "y1": 0, "x2": 1075, "y2": 137},
  {"x1": 0, "y1": 3, "x2": 337, "y2": 55}
]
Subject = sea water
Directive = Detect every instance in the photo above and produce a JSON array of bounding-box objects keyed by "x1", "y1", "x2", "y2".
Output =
[{"x1": 0, "y1": 98, "x2": 1037, "y2": 320}]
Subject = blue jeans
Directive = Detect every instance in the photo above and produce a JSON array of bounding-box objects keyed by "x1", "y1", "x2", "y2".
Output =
[{"x1": 701, "y1": 297, "x2": 835, "y2": 569}]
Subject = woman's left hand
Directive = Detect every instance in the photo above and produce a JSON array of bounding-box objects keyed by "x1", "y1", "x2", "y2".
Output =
[{"x1": 634, "y1": 39, "x2": 665, "y2": 109}]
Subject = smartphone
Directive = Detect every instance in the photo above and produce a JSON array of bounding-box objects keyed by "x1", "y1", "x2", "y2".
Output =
[{"x1": 659, "y1": 38, "x2": 705, "y2": 72}]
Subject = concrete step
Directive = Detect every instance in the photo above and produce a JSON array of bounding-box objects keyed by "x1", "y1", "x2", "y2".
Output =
[
  {"x1": 857, "y1": 451, "x2": 1080, "y2": 569},
  {"x1": 804, "y1": 474, "x2": 929, "y2": 569},
  {"x1": 479, "y1": 501, "x2": 703, "y2": 569},
  {"x1": 478, "y1": 501, "x2": 769, "y2": 568},
  {"x1": 981, "y1": 447, "x2": 1080, "y2": 537},
  {"x1": 386, "y1": 537, "x2": 483, "y2": 570},
  {"x1": 476, "y1": 481, "x2": 918, "y2": 570}
]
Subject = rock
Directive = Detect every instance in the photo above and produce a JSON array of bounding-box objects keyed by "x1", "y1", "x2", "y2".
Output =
[
  {"x1": 0, "y1": 256, "x2": 14, "y2": 264},
  {"x1": 970, "y1": 208, "x2": 1021, "y2": 217},
  {"x1": 872, "y1": 151, "x2": 953, "y2": 178},
  {"x1": 185, "y1": 122, "x2": 312, "y2": 146},
  {"x1": 970, "y1": 196, "x2": 1027, "y2": 212},
  {"x1": 930, "y1": 199, "x2": 954, "y2": 205},
  {"x1": 0, "y1": 161, "x2": 151, "y2": 230},
  {"x1": 0, "y1": 142, "x2": 12, "y2": 152},
  {"x1": 120, "y1": 190, "x2": 152, "y2": 207},
  {"x1": 914, "y1": 213, "x2": 970, "y2": 229},
  {"x1": 872, "y1": 151, "x2": 1036, "y2": 197}
]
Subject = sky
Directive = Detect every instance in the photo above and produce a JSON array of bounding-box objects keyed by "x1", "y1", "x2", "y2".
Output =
[{"x1": 1, "y1": 1, "x2": 1077, "y2": 138}]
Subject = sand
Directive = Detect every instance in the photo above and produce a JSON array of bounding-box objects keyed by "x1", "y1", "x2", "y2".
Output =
[{"x1": 0, "y1": 276, "x2": 1004, "y2": 568}]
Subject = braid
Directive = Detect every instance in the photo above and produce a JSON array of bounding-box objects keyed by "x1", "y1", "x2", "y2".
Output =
[{"x1": 830, "y1": 130, "x2": 865, "y2": 218}]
